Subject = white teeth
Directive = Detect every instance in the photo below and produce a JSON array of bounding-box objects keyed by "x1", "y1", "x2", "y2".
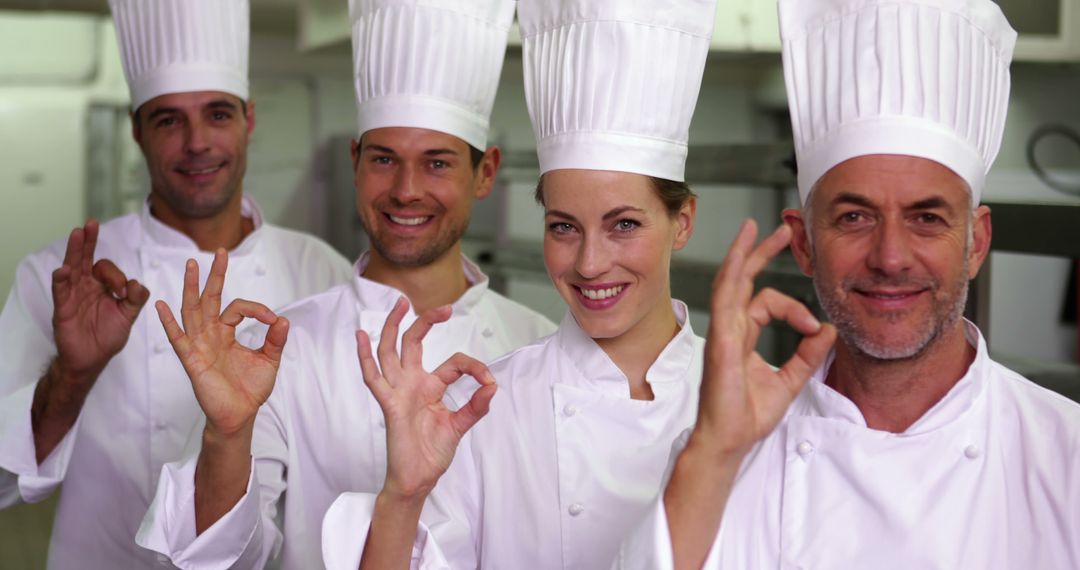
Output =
[
  {"x1": 389, "y1": 215, "x2": 429, "y2": 226},
  {"x1": 185, "y1": 166, "x2": 220, "y2": 175},
  {"x1": 580, "y1": 286, "x2": 624, "y2": 301}
]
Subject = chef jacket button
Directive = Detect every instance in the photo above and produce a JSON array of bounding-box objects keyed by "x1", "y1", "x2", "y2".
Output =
[
  {"x1": 964, "y1": 444, "x2": 980, "y2": 459},
  {"x1": 149, "y1": 259, "x2": 161, "y2": 270},
  {"x1": 796, "y1": 441, "x2": 814, "y2": 456},
  {"x1": 568, "y1": 503, "x2": 585, "y2": 517},
  {"x1": 563, "y1": 404, "x2": 578, "y2": 417},
  {"x1": 153, "y1": 421, "x2": 167, "y2": 431},
  {"x1": 154, "y1": 343, "x2": 168, "y2": 355},
  {"x1": 255, "y1": 264, "x2": 267, "y2": 276},
  {"x1": 481, "y1": 328, "x2": 494, "y2": 338}
]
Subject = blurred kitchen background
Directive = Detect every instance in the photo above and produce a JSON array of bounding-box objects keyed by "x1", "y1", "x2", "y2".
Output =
[{"x1": 1, "y1": 0, "x2": 1078, "y2": 566}]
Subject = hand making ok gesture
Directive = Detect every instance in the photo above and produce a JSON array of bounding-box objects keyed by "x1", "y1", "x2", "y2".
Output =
[
  {"x1": 155, "y1": 250, "x2": 289, "y2": 438},
  {"x1": 357, "y1": 298, "x2": 496, "y2": 501}
]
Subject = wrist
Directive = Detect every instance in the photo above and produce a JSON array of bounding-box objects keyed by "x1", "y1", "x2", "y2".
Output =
[
  {"x1": 201, "y1": 421, "x2": 255, "y2": 453},
  {"x1": 375, "y1": 487, "x2": 428, "y2": 513},
  {"x1": 683, "y1": 427, "x2": 752, "y2": 469}
]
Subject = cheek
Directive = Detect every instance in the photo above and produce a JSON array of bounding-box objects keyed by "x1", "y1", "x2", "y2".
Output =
[
  {"x1": 543, "y1": 237, "x2": 574, "y2": 281},
  {"x1": 619, "y1": 235, "x2": 671, "y2": 281}
]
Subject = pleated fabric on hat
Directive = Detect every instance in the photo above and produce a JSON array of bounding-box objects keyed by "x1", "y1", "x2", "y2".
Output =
[
  {"x1": 109, "y1": 0, "x2": 249, "y2": 111},
  {"x1": 519, "y1": 0, "x2": 718, "y2": 182},
  {"x1": 781, "y1": 0, "x2": 1017, "y2": 203},
  {"x1": 349, "y1": 0, "x2": 515, "y2": 150}
]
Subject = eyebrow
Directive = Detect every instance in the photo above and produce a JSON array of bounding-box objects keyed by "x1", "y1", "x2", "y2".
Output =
[
  {"x1": 830, "y1": 192, "x2": 877, "y2": 210},
  {"x1": 145, "y1": 100, "x2": 239, "y2": 121},
  {"x1": 830, "y1": 192, "x2": 956, "y2": 213},
  {"x1": 544, "y1": 206, "x2": 647, "y2": 222},
  {"x1": 361, "y1": 144, "x2": 459, "y2": 157}
]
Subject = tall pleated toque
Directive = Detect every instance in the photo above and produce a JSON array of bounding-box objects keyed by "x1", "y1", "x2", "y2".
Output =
[
  {"x1": 780, "y1": 0, "x2": 1017, "y2": 203},
  {"x1": 109, "y1": 0, "x2": 249, "y2": 110},
  {"x1": 518, "y1": 0, "x2": 718, "y2": 182},
  {"x1": 349, "y1": 0, "x2": 515, "y2": 150}
]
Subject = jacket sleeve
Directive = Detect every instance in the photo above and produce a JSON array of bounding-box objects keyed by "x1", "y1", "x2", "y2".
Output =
[
  {"x1": 135, "y1": 330, "x2": 292, "y2": 569},
  {"x1": 0, "y1": 252, "x2": 81, "y2": 508}
]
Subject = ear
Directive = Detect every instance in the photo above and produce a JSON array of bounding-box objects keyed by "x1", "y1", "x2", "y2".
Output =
[
  {"x1": 474, "y1": 146, "x2": 502, "y2": 200},
  {"x1": 350, "y1": 138, "x2": 362, "y2": 172},
  {"x1": 671, "y1": 196, "x2": 697, "y2": 251},
  {"x1": 130, "y1": 110, "x2": 143, "y2": 146},
  {"x1": 967, "y1": 205, "x2": 992, "y2": 279},
  {"x1": 244, "y1": 99, "x2": 257, "y2": 137},
  {"x1": 782, "y1": 207, "x2": 814, "y2": 277}
]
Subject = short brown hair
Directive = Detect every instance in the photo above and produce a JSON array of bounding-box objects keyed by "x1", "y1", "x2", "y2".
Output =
[{"x1": 534, "y1": 174, "x2": 695, "y2": 217}]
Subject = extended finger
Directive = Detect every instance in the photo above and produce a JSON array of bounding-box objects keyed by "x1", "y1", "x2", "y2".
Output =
[
  {"x1": 220, "y1": 299, "x2": 277, "y2": 328},
  {"x1": 376, "y1": 297, "x2": 410, "y2": 376},
  {"x1": 401, "y1": 305, "x2": 452, "y2": 368},
  {"x1": 357, "y1": 330, "x2": 392, "y2": 404},
  {"x1": 155, "y1": 300, "x2": 193, "y2": 359},
  {"x1": 432, "y1": 352, "x2": 495, "y2": 387},
  {"x1": 776, "y1": 324, "x2": 837, "y2": 396},
  {"x1": 260, "y1": 316, "x2": 290, "y2": 364},
  {"x1": 93, "y1": 259, "x2": 129, "y2": 299},
  {"x1": 710, "y1": 220, "x2": 758, "y2": 315},
  {"x1": 81, "y1": 220, "x2": 100, "y2": 275},
  {"x1": 202, "y1": 249, "x2": 228, "y2": 319},
  {"x1": 743, "y1": 223, "x2": 794, "y2": 295},
  {"x1": 51, "y1": 266, "x2": 74, "y2": 306},
  {"x1": 449, "y1": 383, "x2": 497, "y2": 437},
  {"x1": 61, "y1": 227, "x2": 84, "y2": 273},
  {"x1": 180, "y1": 259, "x2": 203, "y2": 334}
]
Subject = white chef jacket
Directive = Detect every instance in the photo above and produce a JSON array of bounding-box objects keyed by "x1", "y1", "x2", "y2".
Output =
[
  {"x1": 0, "y1": 196, "x2": 353, "y2": 569},
  {"x1": 135, "y1": 252, "x2": 557, "y2": 569},
  {"x1": 615, "y1": 320, "x2": 1080, "y2": 570},
  {"x1": 320, "y1": 301, "x2": 705, "y2": 570}
]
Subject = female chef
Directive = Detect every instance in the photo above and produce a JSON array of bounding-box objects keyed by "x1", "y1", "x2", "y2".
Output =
[{"x1": 321, "y1": 0, "x2": 721, "y2": 568}]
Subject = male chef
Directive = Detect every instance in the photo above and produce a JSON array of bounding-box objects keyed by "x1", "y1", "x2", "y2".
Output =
[
  {"x1": 0, "y1": 0, "x2": 353, "y2": 567},
  {"x1": 136, "y1": 0, "x2": 557, "y2": 568},
  {"x1": 617, "y1": 0, "x2": 1080, "y2": 568}
]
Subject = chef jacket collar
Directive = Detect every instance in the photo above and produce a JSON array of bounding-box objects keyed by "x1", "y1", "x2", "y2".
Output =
[
  {"x1": 140, "y1": 194, "x2": 264, "y2": 256},
  {"x1": 802, "y1": 319, "x2": 987, "y2": 435},
  {"x1": 556, "y1": 300, "x2": 697, "y2": 391},
  {"x1": 351, "y1": 251, "x2": 490, "y2": 316}
]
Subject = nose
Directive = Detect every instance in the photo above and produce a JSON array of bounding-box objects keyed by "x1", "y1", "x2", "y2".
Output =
[
  {"x1": 183, "y1": 119, "x2": 211, "y2": 155},
  {"x1": 575, "y1": 233, "x2": 613, "y2": 280},
  {"x1": 388, "y1": 164, "x2": 423, "y2": 204},
  {"x1": 866, "y1": 217, "x2": 915, "y2": 275}
]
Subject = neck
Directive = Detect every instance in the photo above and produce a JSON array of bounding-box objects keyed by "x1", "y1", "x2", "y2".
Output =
[
  {"x1": 595, "y1": 295, "x2": 680, "y2": 401},
  {"x1": 362, "y1": 243, "x2": 470, "y2": 315},
  {"x1": 825, "y1": 322, "x2": 976, "y2": 433},
  {"x1": 149, "y1": 192, "x2": 252, "y2": 251}
]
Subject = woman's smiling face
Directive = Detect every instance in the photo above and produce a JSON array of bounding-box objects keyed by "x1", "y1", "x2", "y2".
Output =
[{"x1": 541, "y1": 169, "x2": 695, "y2": 341}]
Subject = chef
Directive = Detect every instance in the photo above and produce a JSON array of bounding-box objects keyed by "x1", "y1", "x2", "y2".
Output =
[
  {"x1": 318, "y1": 0, "x2": 725, "y2": 568},
  {"x1": 616, "y1": 0, "x2": 1080, "y2": 568},
  {"x1": 135, "y1": 0, "x2": 556, "y2": 568},
  {"x1": 0, "y1": 0, "x2": 353, "y2": 567}
]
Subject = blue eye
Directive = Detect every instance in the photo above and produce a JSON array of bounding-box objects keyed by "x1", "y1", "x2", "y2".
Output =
[
  {"x1": 548, "y1": 222, "x2": 575, "y2": 235},
  {"x1": 614, "y1": 219, "x2": 640, "y2": 232}
]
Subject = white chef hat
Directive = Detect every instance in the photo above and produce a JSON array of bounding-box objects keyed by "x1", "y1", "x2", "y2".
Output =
[
  {"x1": 781, "y1": 0, "x2": 1017, "y2": 204},
  {"x1": 519, "y1": 0, "x2": 717, "y2": 182},
  {"x1": 109, "y1": 0, "x2": 250, "y2": 111},
  {"x1": 349, "y1": 0, "x2": 515, "y2": 151}
]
